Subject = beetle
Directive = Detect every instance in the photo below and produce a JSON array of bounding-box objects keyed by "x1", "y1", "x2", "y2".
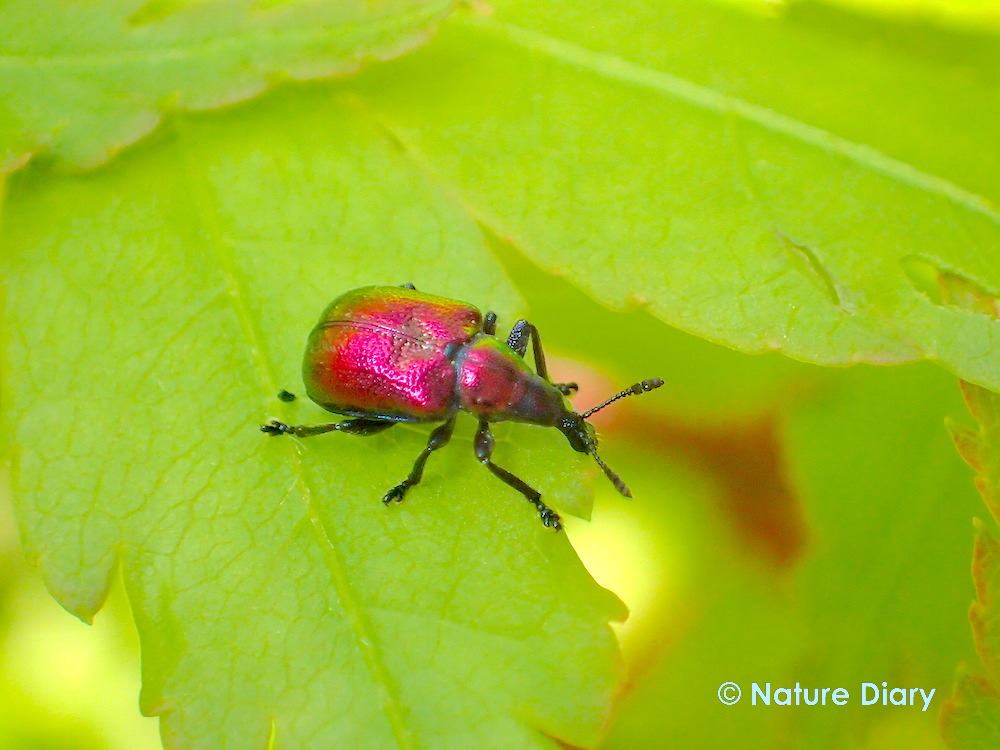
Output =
[{"x1": 261, "y1": 284, "x2": 662, "y2": 530}]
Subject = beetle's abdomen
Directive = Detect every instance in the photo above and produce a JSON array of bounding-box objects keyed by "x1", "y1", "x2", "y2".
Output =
[{"x1": 303, "y1": 287, "x2": 482, "y2": 421}]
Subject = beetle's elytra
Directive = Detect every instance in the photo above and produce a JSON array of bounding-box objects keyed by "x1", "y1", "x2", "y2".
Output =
[{"x1": 262, "y1": 284, "x2": 663, "y2": 530}]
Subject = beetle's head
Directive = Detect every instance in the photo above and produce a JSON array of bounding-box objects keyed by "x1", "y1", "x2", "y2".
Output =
[
  {"x1": 558, "y1": 412, "x2": 597, "y2": 454},
  {"x1": 558, "y1": 378, "x2": 664, "y2": 498}
]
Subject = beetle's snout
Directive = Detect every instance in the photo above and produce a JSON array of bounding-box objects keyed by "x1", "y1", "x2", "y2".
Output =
[
  {"x1": 559, "y1": 379, "x2": 663, "y2": 498},
  {"x1": 558, "y1": 411, "x2": 632, "y2": 497},
  {"x1": 558, "y1": 413, "x2": 594, "y2": 454}
]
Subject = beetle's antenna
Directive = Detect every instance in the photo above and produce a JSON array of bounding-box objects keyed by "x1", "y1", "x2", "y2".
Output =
[
  {"x1": 581, "y1": 378, "x2": 664, "y2": 419},
  {"x1": 592, "y1": 451, "x2": 631, "y2": 497}
]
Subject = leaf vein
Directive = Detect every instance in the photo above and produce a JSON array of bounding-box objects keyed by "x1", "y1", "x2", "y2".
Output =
[
  {"x1": 171, "y1": 121, "x2": 413, "y2": 750},
  {"x1": 472, "y1": 16, "x2": 1000, "y2": 226}
]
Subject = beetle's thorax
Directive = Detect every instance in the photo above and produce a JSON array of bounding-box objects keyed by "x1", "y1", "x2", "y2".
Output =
[{"x1": 454, "y1": 335, "x2": 566, "y2": 425}]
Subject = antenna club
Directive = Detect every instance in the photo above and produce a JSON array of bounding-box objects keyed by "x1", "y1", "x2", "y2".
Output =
[{"x1": 629, "y1": 378, "x2": 664, "y2": 395}]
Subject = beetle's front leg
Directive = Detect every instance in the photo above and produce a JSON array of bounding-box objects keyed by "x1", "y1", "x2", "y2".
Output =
[
  {"x1": 473, "y1": 419, "x2": 562, "y2": 530},
  {"x1": 383, "y1": 417, "x2": 456, "y2": 505},
  {"x1": 261, "y1": 418, "x2": 395, "y2": 438},
  {"x1": 507, "y1": 320, "x2": 577, "y2": 395},
  {"x1": 506, "y1": 319, "x2": 550, "y2": 380}
]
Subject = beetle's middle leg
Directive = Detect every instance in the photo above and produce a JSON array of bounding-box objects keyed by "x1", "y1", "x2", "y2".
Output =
[
  {"x1": 506, "y1": 320, "x2": 577, "y2": 395},
  {"x1": 261, "y1": 417, "x2": 396, "y2": 438},
  {"x1": 473, "y1": 419, "x2": 562, "y2": 530},
  {"x1": 382, "y1": 417, "x2": 457, "y2": 505}
]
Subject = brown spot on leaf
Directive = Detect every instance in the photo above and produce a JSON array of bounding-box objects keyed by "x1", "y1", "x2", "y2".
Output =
[
  {"x1": 631, "y1": 411, "x2": 807, "y2": 567},
  {"x1": 553, "y1": 356, "x2": 807, "y2": 567}
]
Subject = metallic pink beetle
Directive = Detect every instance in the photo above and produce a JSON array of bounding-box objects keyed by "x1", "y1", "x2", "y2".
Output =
[{"x1": 262, "y1": 284, "x2": 662, "y2": 530}]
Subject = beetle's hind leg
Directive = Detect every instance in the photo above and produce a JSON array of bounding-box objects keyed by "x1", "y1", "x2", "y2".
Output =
[
  {"x1": 261, "y1": 417, "x2": 395, "y2": 438},
  {"x1": 382, "y1": 417, "x2": 456, "y2": 505},
  {"x1": 473, "y1": 419, "x2": 561, "y2": 530}
]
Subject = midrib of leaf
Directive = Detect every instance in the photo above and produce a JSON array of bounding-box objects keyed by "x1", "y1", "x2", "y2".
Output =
[
  {"x1": 171, "y1": 123, "x2": 413, "y2": 750},
  {"x1": 0, "y1": 4, "x2": 447, "y2": 69},
  {"x1": 461, "y1": 15, "x2": 999, "y2": 227}
]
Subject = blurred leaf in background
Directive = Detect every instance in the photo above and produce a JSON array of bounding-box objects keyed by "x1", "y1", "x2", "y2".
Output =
[
  {"x1": 0, "y1": 474, "x2": 160, "y2": 750},
  {"x1": 941, "y1": 385, "x2": 1000, "y2": 749},
  {"x1": 0, "y1": 0, "x2": 998, "y2": 748},
  {"x1": 0, "y1": 0, "x2": 455, "y2": 171},
  {"x1": 776, "y1": 0, "x2": 1000, "y2": 29}
]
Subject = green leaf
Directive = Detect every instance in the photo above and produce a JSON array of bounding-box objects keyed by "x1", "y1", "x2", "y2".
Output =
[
  {"x1": 0, "y1": 0, "x2": 454, "y2": 172},
  {"x1": 351, "y1": 0, "x2": 1000, "y2": 390},
  {"x1": 0, "y1": 89, "x2": 624, "y2": 748},
  {"x1": 488, "y1": 234, "x2": 818, "y2": 429},
  {"x1": 943, "y1": 384, "x2": 1000, "y2": 749}
]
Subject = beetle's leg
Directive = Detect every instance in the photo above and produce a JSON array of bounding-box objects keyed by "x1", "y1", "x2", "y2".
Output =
[
  {"x1": 383, "y1": 417, "x2": 456, "y2": 505},
  {"x1": 483, "y1": 311, "x2": 497, "y2": 336},
  {"x1": 507, "y1": 320, "x2": 577, "y2": 394},
  {"x1": 473, "y1": 419, "x2": 562, "y2": 530},
  {"x1": 261, "y1": 417, "x2": 395, "y2": 438},
  {"x1": 506, "y1": 319, "x2": 552, "y2": 381},
  {"x1": 401, "y1": 282, "x2": 417, "y2": 290}
]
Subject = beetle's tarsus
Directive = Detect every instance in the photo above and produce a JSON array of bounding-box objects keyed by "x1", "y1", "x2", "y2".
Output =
[
  {"x1": 382, "y1": 483, "x2": 410, "y2": 505},
  {"x1": 555, "y1": 382, "x2": 578, "y2": 396},
  {"x1": 536, "y1": 503, "x2": 562, "y2": 531},
  {"x1": 261, "y1": 419, "x2": 291, "y2": 435},
  {"x1": 277, "y1": 389, "x2": 296, "y2": 402},
  {"x1": 381, "y1": 417, "x2": 456, "y2": 506}
]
